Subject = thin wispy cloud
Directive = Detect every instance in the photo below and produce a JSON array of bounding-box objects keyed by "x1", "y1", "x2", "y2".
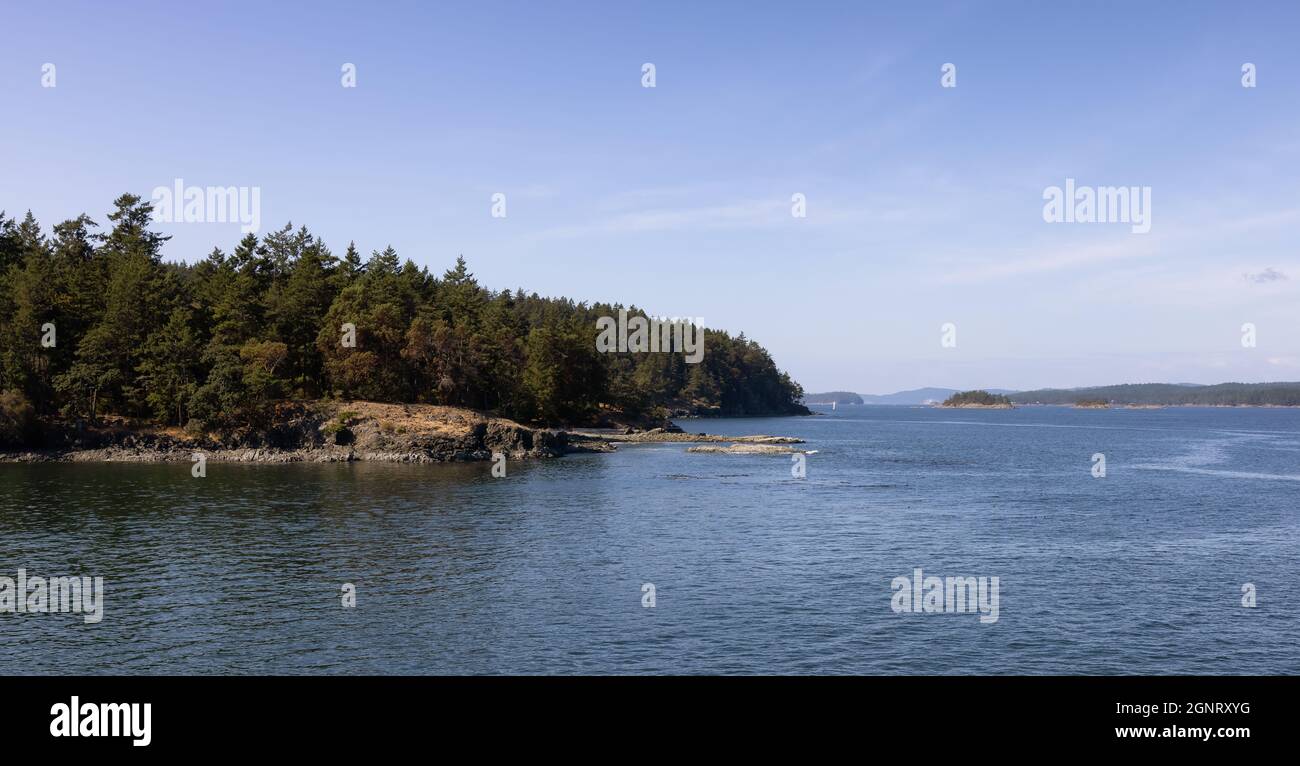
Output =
[
  {"x1": 938, "y1": 237, "x2": 1161, "y2": 284},
  {"x1": 1245, "y1": 267, "x2": 1288, "y2": 283}
]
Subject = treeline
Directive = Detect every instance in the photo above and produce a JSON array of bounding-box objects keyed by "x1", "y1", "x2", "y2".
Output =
[
  {"x1": 942, "y1": 390, "x2": 1012, "y2": 406},
  {"x1": 1011, "y1": 382, "x2": 1300, "y2": 406},
  {"x1": 802, "y1": 391, "x2": 863, "y2": 405},
  {"x1": 0, "y1": 194, "x2": 807, "y2": 440}
]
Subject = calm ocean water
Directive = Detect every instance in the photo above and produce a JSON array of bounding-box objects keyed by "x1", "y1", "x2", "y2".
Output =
[{"x1": 2, "y1": 406, "x2": 1297, "y2": 675}]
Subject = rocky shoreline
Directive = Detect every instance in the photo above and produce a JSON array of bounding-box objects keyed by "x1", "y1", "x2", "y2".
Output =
[
  {"x1": 1, "y1": 401, "x2": 803, "y2": 464},
  {"x1": 2, "y1": 402, "x2": 584, "y2": 464}
]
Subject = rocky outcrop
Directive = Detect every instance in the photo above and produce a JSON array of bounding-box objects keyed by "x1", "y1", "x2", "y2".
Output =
[
  {"x1": 1, "y1": 401, "x2": 587, "y2": 464},
  {"x1": 1, "y1": 401, "x2": 809, "y2": 464},
  {"x1": 686, "y1": 444, "x2": 804, "y2": 455}
]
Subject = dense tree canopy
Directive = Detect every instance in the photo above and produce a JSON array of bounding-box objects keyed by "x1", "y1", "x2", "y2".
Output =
[
  {"x1": 0, "y1": 196, "x2": 807, "y2": 436},
  {"x1": 942, "y1": 390, "x2": 1012, "y2": 407}
]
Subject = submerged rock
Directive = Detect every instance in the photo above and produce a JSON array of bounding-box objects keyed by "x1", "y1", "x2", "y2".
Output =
[
  {"x1": 571, "y1": 430, "x2": 804, "y2": 445},
  {"x1": 686, "y1": 444, "x2": 804, "y2": 455}
]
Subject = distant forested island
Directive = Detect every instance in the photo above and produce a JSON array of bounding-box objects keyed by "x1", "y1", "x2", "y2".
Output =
[
  {"x1": 0, "y1": 196, "x2": 807, "y2": 448},
  {"x1": 804, "y1": 387, "x2": 1018, "y2": 405},
  {"x1": 1010, "y1": 382, "x2": 1300, "y2": 406},
  {"x1": 803, "y1": 391, "x2": 863, "y2": 405},
  {"x1": 941, "y1": 390, "x2": 1013, "y2": 408}
]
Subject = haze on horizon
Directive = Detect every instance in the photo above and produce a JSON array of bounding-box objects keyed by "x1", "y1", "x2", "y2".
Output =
[{"x1": 3, "y1": 1, "x2": 1298, "y2": 394}]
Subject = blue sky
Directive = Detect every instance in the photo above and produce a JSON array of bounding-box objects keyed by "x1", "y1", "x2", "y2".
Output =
[{"x1": 3, "y1": 1, "x2": 1299, "y2": 393}]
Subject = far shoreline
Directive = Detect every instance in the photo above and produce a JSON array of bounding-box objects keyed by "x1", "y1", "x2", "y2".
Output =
[{"x1": 807, "y1": 402, "x2": 1300, "y2": 409}]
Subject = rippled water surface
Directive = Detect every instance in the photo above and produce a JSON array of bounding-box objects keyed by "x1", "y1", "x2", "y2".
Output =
[{"x1": 2, "y1": 406, "x2": 1297, "y2": 674}]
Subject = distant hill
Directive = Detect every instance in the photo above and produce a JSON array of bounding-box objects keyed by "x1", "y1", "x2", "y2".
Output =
[
  {"x1": 806, "y1": 387, "x2": 1017, "y2": 405},
  {"x1": 863, "y1": 387, "x2": 963, "y2": 405},
  {"x1": 806, "y1": 382, "x2": 1300, "y2": 408},
  {"x1": 1010, "y1": 382, "x2": 1300, "y2": 406},
  {"x1": 803, "y1": 391, "x2": 864, "y2": 405}
]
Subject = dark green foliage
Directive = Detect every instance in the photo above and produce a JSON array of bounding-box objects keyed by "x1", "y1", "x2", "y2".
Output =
[
  {"x1": 137, "y1": 307, "x2": 201, "y2": 424},
  {"x1": 943, "y1": 390, "x2": 1012, "y2": 406},
  {"x1": 0, "y1": 197, "x2": 808, "y2": 437},
  {"x1": 0, "y1": 389, "x2": 38, "y2": 446},
  {"x1": 1013, "y1": 382, "x2": 1300, "y2": 406},
  {"x1": 803, "y1": 391, "x2": 864, "y2": 405}
]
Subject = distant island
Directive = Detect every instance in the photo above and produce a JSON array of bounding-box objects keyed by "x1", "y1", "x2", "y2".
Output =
[
  {"x1": 940, "y1": 390, "x2": 1014, "y2": 408},
  {"x1": 1010, "y1": 382, "x2": 1300, "y2": 407},
  {"x1": 805, "y1": 387, "x2": 1017, "y2": 406},
  {"x1": 807, "y1": 382, "x2": 1300, "y2": 408},
  {"x1": 803, "y1": 391, "x2": 863, "y2": 405}
]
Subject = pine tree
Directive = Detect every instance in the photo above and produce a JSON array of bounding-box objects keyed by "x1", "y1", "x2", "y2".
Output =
[
  {"x1": 2, "y1": 212, "x2": 56, "y2": 409},
  {"x1": 138, "y1": 307, "x2": 200, "y2": 425},
  {"x1": 265, "y1": 230, "x2": 337, "y2": 395},
  {"x1": 56, "y1": 195, "x2": 169, "y2": 417}
]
